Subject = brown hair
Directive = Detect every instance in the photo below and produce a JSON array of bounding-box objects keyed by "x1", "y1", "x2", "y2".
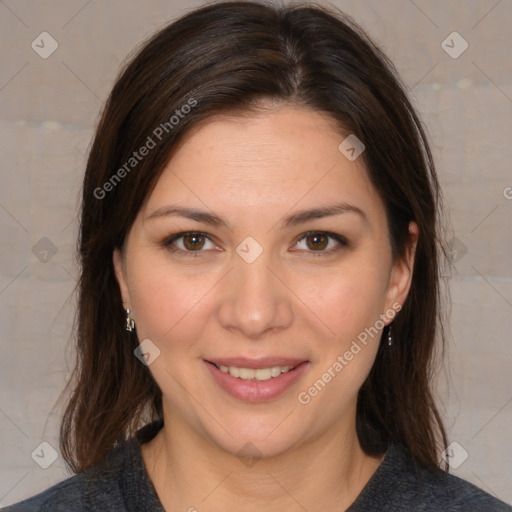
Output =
[{"x1": 60, "y1": 0, "x2": 448, "y2": 473}]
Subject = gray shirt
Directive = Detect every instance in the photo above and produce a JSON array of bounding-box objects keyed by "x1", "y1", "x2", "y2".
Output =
[{"x1": 3, "y1": 420, "x2": 510, "y2": 511}]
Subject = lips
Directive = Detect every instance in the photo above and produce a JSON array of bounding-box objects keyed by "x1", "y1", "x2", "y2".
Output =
[{"x1": 203, "y1": 358, "x2": 310, "y2": 402}]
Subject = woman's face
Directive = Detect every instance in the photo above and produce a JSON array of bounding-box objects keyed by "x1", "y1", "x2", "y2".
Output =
[{"x1": 114, "y1": 105, "x2": 416, "y2": 459}]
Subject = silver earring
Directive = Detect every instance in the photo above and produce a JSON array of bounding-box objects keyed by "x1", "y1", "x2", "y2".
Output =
[
  {"x1": 387, "y1": 325, "x2": 392, "y2": 346},
  {"x1": 125, "y1": 308, "x2": 135, "y2": 332}
]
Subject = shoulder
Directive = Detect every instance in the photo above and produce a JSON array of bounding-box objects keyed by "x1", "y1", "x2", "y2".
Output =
[
  {"x1": 1, "y1": 419, "x2": 164, "y2": 512},
  {"x1": 350, "y1": 443, "x2": 511, "y2": 511},
  {"x1": 401, "y1": 462, "x2": 511, "y2": 511},
  {"x1": 1, "y1": 439, "x2": 136, "y2": 512}
]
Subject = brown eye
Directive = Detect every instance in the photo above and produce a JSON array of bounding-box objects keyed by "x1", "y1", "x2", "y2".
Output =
[
  {"x1": 182, "y1": 233, "x2": 206, "y2": 250},
  {"x1": 163, "y1": 231, "x2": 215, "y2": 254},
  {"x1": 293, "y1": 231, "x2": 348, "y2": 256},
  {"x1": 305, "y1": 233, "x2": 328, "y2": 250}
]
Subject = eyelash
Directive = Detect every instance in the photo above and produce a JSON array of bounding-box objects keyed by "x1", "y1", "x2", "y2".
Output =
[{"x1": 161, "y1": 230, "x2": 349, "y2": 258}]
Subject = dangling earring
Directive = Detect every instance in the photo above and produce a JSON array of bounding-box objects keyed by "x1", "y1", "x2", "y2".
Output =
[
  {"x1": 125, "y1": 308, "x2": 135, "y2": 332},
  {"x1": 387, "y1": 325, "x2": 393, "y2": 346}
]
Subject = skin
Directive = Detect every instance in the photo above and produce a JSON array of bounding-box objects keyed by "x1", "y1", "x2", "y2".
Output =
[{"x1": 113, "y1": 105, "x2": 418, "y2": 512}]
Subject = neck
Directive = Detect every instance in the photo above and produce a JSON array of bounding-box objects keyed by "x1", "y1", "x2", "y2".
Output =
[{"x1": 142, "y1": 404, "x2": 382, "y2": 512}]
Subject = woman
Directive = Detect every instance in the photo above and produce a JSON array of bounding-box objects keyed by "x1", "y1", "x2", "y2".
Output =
[{"x1": 3, "y1": 1, "x2": 510, "y2": 510}]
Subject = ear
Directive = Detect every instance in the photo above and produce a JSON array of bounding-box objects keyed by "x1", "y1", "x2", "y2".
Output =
[
  {"x1": 384, "y1": 221, "x2": 418, "y2": 313},
  {"x1": 113, "y1": 247, "x2": 131, "y2": 307}
]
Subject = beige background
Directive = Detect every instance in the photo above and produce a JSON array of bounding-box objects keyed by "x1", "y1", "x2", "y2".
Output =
[{"x1": 1, "y1": 0, "x2": 511, "y2": 507}]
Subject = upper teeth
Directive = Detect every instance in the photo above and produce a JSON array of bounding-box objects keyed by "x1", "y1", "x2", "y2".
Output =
[{"x1": 217, "y1": 364, "x2": 295, "y2": 381}]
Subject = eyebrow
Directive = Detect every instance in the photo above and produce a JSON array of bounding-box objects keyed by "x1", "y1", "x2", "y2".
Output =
[{"x1": 146, "y1": 201, "x2": 367, "y2": 229}]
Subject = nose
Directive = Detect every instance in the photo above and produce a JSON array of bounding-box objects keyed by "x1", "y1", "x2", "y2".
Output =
[{"x1": 216, "y1": 250, "x2": 294, "y2": 339}]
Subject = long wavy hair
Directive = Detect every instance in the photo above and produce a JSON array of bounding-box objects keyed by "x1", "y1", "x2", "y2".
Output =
[{"x1": 59, "y1": 0, "x2": 448, "y2": 473}]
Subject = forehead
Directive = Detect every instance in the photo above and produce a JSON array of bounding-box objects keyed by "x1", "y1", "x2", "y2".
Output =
[{"x1": 142, "y1": 106, "x2": 384, "y2": 222}]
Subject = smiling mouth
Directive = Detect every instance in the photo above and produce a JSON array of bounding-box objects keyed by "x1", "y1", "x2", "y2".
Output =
[
  {"x1": 208, "y1": 361, "x2": 300, "y2": 382},
  {"x1": 204, "y1": 359, "x2": 310, "y2": 402}
]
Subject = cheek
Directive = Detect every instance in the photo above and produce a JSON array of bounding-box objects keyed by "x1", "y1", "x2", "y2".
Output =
[
  {"x1": 295, "y1": 265, "x2": 386, "y2": 416},
  {"x1": 127, "y1": 255, "x2": 218, "y2": 346},
  {"x1": 294, "y1": 258, "x2": 390, "y2": 346}
]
